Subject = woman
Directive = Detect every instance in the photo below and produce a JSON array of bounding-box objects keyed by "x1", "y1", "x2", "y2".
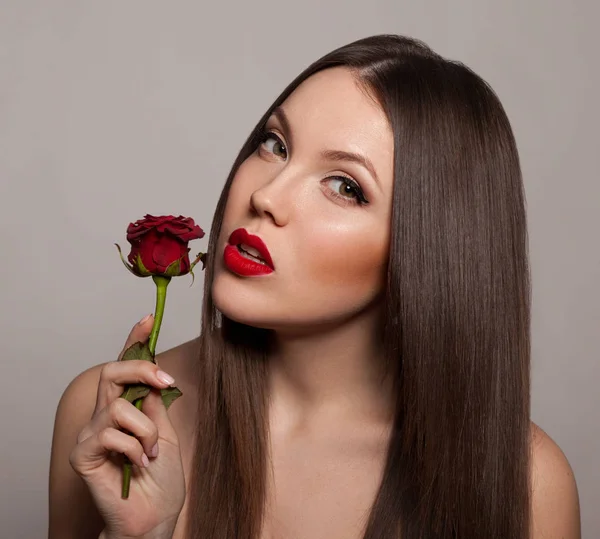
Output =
[{"x1": 49, "y1": 34, "x2": 580, "y2": 539}]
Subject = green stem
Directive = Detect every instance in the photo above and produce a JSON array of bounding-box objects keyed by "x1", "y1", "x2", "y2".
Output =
[
  {"x1": 121, "y1": 274, "x2": 170, "y2": 499},
  {"x1": 148, "y1": 275, "x2": 171, "y2": 356},
  {"x1": 121, "y1": 398, "x2": 144, "y2": 499}
]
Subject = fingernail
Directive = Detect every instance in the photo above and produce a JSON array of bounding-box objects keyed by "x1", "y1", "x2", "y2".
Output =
[
  {"x1": 156, "y1": 370, "x2": 175, "y2": 386},
  {"x1": 139, "y1": 314, "x2": 153, "y2": 325},
  {"x1": 150, "y1": 443, "x2": 159, "y2": 458},
  {"x1": 141, "y1": 453, "x2": 150, "y2": 468}
]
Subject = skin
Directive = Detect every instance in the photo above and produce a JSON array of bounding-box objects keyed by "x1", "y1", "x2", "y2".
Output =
[
  {"x1": 213, "y1": 67, "x2": 396, "y2": 426},
  {"x1": 48, "y1": 67, "x2": 581, "y2": 539},
  {"x1": 213, "y1": 67, "x2": 397, "y2": 537}
]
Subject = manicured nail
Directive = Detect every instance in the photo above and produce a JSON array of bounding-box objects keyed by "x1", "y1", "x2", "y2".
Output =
[
  {"x1": 139, "y1": 314, "x2": 153, "y2": 325},
  {"x1": 141, "y1": 453, "x2": 150, "y2": 468},
  {"x1": 149, "y1": 443, "x2": 159, "y2": 458},
  {"x1": 156, "y1": 370, "x2": 175, "y2": 386}
]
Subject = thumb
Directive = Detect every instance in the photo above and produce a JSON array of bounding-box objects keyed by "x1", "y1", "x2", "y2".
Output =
[
  {"x1": 142, "y1": 388, "x2": 180, "y2": 445},
  {"x1": 118, "y1": 314, "x2": 154, "y2": 360}
]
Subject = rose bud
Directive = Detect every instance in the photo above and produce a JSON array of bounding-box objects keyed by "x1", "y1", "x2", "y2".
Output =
[{"x1": 115, "y1": 214, "x2": 206, "y2": 278}]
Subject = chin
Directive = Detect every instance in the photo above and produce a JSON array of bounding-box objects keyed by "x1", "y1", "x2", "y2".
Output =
[
  {"x1": 211, "y1": 275, "x2": 275, "y2": 329},
  {"x1": 211, "y1": 265, "x2": 384, "y2": 334}
]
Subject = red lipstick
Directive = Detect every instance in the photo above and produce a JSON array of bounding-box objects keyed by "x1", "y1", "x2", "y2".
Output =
[{"x1": 223, "y1": 228, "x2": 274, "y2": 276}]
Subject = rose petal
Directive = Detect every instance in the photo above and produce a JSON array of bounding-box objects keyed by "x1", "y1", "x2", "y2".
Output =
[
  {"x1": 152, "y1": 235, "x2": 187, "y2": 273},
  {"x1": 127, "y1": 227, "x2": 151, "y2": 242},
  {"x1": 127, "y1": 245, "x2": 141, "y2": 266},
  {"x1": 178, "y1": 225, "x2": 205, "y2": 241}
]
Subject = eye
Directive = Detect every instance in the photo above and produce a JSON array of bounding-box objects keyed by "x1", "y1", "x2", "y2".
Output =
[
  {"x1": 323, "y1": 176, "x2": 369, "y2": 206},
  {"x1": 257, "y1": 129, "x2": 287, "y2": 159},
  {"x1": 255, "y1": 127, "x2": 369, "y2": 207}
]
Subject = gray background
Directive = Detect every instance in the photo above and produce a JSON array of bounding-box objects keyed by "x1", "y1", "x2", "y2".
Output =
[{"x1": 1, "y1": 1, "x2": 598, "y2": 537}]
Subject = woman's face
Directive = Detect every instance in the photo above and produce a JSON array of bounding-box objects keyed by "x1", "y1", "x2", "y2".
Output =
[{"x1": 212, "y1": 67, "x2": 394, "y2": 333}]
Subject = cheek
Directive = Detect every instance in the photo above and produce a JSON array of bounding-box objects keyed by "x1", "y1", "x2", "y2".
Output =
[{"x1": 302, "y1": 223, "x2": 389, "y2": 293}]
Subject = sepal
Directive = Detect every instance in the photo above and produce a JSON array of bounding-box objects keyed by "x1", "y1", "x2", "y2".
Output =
[
  {"x1": 115, "y1": 244, "x2": 142, "y2": 277},
  {"x1": 164, "y1": 257, "x2": 182, "y2": 277},
  {"x1": 188, "y1": 252, "x2": 207, "y2": 286},
  {"x1": 133, "y1": 253, "x2": 153, "y2": 277}
]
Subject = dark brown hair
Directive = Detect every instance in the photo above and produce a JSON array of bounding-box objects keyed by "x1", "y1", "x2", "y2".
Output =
[{"x1": 187, "y1": 34, "x2": 531, "y2": 539}]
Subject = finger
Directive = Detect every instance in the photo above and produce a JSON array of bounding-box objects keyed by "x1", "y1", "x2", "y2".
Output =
[
  {"x1": 118, "y1": 314, "x2": 155, "y2": 360},
  {"x1": 141, "y1": 389, "x2": 180, "y2": 453},
  {"x1": 81, "y1": 398, "x2": 159, "y2": 458},
  {"x1": 70, "y1": 426, "x2": 149, "y2": 475},
  {"x1": 94, "y1": 359, "x2": 176, "y2": 412}
]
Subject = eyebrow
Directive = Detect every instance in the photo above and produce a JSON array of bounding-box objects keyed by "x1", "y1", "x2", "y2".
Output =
[{"x1": 271, "y1": 106, "x2": 381, "y2": 190}]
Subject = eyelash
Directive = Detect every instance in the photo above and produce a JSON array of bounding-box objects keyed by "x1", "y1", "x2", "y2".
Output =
[{"x1": 254, "y1": 128, "x2": 369, "y2": 206}]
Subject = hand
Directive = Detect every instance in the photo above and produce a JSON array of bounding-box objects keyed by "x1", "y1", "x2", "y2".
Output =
[{"x1": 69, "y1": 316, "x2": 186, "y2": 539}]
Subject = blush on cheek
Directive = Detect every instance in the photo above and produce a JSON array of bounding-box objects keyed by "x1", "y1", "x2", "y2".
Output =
[{"x1": 307, "y1": 237, "x2": 388, "y2": 294}]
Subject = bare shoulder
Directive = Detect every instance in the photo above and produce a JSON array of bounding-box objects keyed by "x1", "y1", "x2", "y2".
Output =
[
  {"x1": 152, "y1": 336, "x2": 202, "y2": 448},
  {"x1": 49, "y1": 361, "x2": 110, "y2": 538},
  {"x1": 154, "y1": 336, "x2": 201, "y2": 392},
  {"x1": 529, "y1": 422, "x2": 581, "y2": 539}
]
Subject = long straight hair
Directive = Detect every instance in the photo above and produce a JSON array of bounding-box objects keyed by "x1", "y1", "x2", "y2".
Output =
[{"x1": 186, "y1": 34, "x2": 531, "y2": 539}]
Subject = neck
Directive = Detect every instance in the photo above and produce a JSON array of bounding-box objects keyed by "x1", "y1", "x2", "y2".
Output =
[{"x1": 267, "y1": 303, "x2": 395, "y2": 430}]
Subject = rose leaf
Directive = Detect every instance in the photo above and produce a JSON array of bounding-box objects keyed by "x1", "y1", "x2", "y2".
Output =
[
  {"x1": 161, "y1": 386, "x2": 183, "y2": 409},
  {"x1": 121, "y1": 341, "x2": 155, "y2": 363}
]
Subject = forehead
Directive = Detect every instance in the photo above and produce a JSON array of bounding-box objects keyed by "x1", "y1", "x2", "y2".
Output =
[{"x1": 275, "y1": 68, "x2": 394, "y2": 183}]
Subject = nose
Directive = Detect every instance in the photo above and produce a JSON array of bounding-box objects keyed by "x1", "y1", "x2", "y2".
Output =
[{"x1": 249, "y1": 173, "x2": 294, "y2": 227}]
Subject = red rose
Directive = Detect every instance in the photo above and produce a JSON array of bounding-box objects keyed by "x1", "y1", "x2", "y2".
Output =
[
  {"x1": 124, "y1": 214, "x2": 205, "y2": 276},
  {"x1": 114, "y1": 213, "x2": 206, "y2": 497}
]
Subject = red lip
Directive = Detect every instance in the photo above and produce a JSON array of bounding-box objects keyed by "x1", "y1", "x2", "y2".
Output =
[{"x1": 223, "y1": 228, "x2": 275, "y2": 276}]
